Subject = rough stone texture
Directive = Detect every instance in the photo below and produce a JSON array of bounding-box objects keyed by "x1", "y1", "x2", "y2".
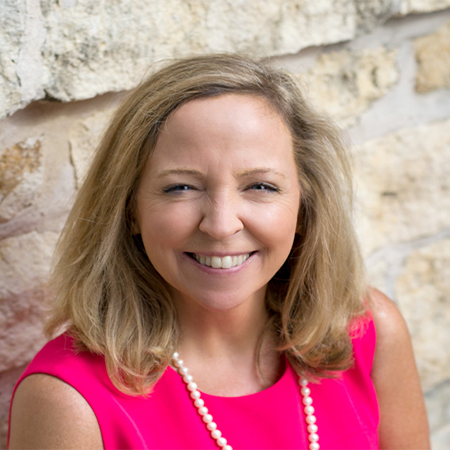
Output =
[
  {"x1": 0, "y1": 0, "x2": 398, "y2": 120},
  {"x1": 365, "y1": 255, "x2": 392, "y2": 296},
  {"x1": 395, "y1": 239, "x2": 450, "y2": 392},
  {"x1": 354, "y1": 118, "x2": 450, "y2": 256},
  {"x1": 1, "y1": 5, "x2": 450, "y2": 447},
  {"x1": 0, "y1": 365, "x2": 26, "y2": 449},
  {"x1": 301, "y1": 47, "x2": 398, "y2": 128},
  {"x1": 0, "y1": 94, "x2": 122, "y2": 241},
  {"x1": 69, "y1": 108, "x2": 115, "y2": 187},
  {"x1": 0, "y1": 137, "x2": 43, "y2": 223},
  {"x1": 0, "y1": 409, "x2": 7, "y2": 450},
  {"x1": 0, "y1": 231, "x2": 58, "y2": 372},
  {"x1": 415, "y1": 19, "x2": 450, "y2": 93},
  {"x1": 426, "y1": 379, "x2": 450, "y2": 433},
  {"x1": 432, "y1": 423, "x2": 450, "y2": 449},
  {"x1": 399, "y1": 0, "x2": 450, "y2": 15},
  {"x1": 0, "y1": 0, "x2": 26, "y2": 122}
]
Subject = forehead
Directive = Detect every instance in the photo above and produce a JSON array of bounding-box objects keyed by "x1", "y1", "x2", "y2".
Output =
[
  {"x1": 152, "y1": 94, "x2": 293, "y2": 162},
  {"x1": 164, "y1": 93, "x2": 287, "y2": 135},
  {"x1": 138, "y1": 93, "x2": 299, "y2": 188},
  {"x1": 130, "y1": 94, "x2": 301, "y2": 194}
]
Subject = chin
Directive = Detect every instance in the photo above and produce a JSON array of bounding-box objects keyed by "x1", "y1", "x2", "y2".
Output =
[
  {"x1": 173, "y1": 287, "x2": 265, "y2": 314},
  {"x1": 193, "y1": 294, "x2": 252, "y2": 312}
]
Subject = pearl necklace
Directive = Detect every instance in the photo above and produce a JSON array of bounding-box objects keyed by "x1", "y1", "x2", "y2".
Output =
[{"x1": 172, "y1": 352, "x2": 320, "y2": 450}]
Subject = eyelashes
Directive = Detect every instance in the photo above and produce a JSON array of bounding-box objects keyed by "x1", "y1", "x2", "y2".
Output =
[
  {"x1": 162, "y1": 182, "x2": 279, "y2": 194},
  {"x1": 162, "y1": 184, "x2": 194, "y2": 193},
  {"x1": 249, "y1": 183, "x2": 279, "y2": 192}
]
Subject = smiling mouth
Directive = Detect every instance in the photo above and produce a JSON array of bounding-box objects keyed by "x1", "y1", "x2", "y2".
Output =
[{"x1": 187, "y1": 253, "x2": 253, "y2": 269}]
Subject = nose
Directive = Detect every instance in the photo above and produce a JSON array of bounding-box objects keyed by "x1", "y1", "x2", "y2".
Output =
[{"x1": 198, "y1": 193, "x2": 244, "y2": 240}]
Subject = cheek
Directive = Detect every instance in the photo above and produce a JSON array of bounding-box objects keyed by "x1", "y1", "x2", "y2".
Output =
[
  {"x1": 138, "y1": 204, "x2": 199, "y2": 249},
  {"x1": 138, "y1": 210, "x2": 185, "y2": 278},
  {"x1": 248, "y1": 201, "x2": 299, "y2": 253}
]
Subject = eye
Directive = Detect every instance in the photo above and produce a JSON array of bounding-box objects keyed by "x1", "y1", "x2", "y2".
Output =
[
  {"x1": 162, "y1": 184, "x2": 195, "y2": 193},
  {"x1": 248, "y1": 183, "x2": 279, "y2": 192}
]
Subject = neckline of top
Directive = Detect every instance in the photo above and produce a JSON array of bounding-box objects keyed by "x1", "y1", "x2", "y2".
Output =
[{"x1": 167, "y1": 356, "x2": 292, "y2": 400}]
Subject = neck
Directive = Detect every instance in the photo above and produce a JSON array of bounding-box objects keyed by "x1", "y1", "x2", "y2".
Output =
[
  {"x1": 172, "y1": 291, "x2": 283, "y2": 396},
  {"x1": 175, "y1": 289, "x2": 269, "y2": 356}
]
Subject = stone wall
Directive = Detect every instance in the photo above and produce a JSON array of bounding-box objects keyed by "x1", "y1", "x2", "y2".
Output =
[{"x1": 1, "y1": 1, "x2": 450, "y2": 447}]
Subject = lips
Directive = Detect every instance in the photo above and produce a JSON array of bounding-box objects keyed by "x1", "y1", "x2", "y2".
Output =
[{"x1": 190, "y1": 253, "x2": 252, "y2": 269}]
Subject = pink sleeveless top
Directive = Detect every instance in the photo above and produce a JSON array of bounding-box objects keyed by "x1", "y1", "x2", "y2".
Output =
[{"x1": 8, "y1": 319, "x2": 379, "y2": 449}]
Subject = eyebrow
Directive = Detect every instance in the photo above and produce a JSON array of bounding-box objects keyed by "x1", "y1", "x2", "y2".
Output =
[
  {"x1": 236, "y1": 168, "x2": 286, "y2": 179},
  {"x1": 157, "y1": 168, "x2": 286, "y2": 179},
  {"x1": 157, "y1": 169, "x2": 205, "y2": 178}
]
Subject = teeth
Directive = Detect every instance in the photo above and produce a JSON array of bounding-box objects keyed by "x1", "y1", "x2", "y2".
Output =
[
  {"x1": 222, "y1": 256, "x2": 232, "y2": 269},
  {"x1": 211, "y1": 257, "x2": 221, "y2": 269},
  {"x1": 194, "y1": 253, "x2": 251, "y2": 269}
]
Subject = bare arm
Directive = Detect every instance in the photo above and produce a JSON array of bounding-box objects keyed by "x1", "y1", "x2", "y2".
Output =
[
  {"x1": 370, "y1": 287, "x2": 430, "y2": 450},
  {"x1": 9, "y1": 374, "x2": 103, "y2": 449}
]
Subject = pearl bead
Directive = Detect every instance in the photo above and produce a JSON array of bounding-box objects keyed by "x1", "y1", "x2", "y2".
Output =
[
  {"x1": 301, "y1": 386, "x2": 311, "y2": 396},
  {"x1": 174, "y1": 351, "x2": 319, "y2": 450},
  {"x1": 183, "y1": 374, "x2": 194, "y2": 383},
  {"x1": 194, "y1": 398, "x2": 204, "y2": 407},
  {"x1": 211, "y1": 429, "x2": 222, "y2": 439},
  {"x1": 190, "y1": 390, "x2": 201, "y2": 399},
  {"x1": 202, "y1": 414, "x2": 213, "y2": 423},
  {"x1": 187, "y1": 382, "x2": 198, "y2": 391}
]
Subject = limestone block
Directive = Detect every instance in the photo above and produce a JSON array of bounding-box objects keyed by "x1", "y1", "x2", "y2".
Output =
[
  {"x1": 398, "y1": 0, "x2": 450, "y2": 15},
  {"x1": 0, "y1": 411, "x2": 6, "y2": 450},
  {"x1": 0, "y1": 365, "x2": 27, "y2": 449},
  {"x1": 0, "y1": 137, "x2": 43, "y2": 223},
  {"x1": 1, "y1": 0, "x2": 397, "y2": 120},
  {"x1": 301, "y1": 47, "x2": 398, "y2": 128},
  {"x1": 415, "y1": 19, "x2": 450, "y2": 93},
  {"x1": 365, "y1": 256, "x2": 391, "y2": 295},
  {"x1": 431, "y1": 422, "x2": 450, "y2": 449},
  {"x1": 425, "y1": 379, "x2": 450, "y2": 432},
  {"x1": 354, "y1": 118, "x2": 450, "y2": 256},
  {"x1": 0, "y1": 0, "x2": 27, "y2": 119},
  {"x1": 0, "y1": 231, "x2": 58, "y2": 372},
  {"x1": 69, "y1": 109, "x2": 115, "y2": 187},
  {"x1": 395, "y1": 239, "x2": 450, "y2": 391}
]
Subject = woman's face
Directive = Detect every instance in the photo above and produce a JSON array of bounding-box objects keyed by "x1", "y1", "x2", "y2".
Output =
[{"x1": 134, "y1": 94, "x2": 300, "y2": 312}]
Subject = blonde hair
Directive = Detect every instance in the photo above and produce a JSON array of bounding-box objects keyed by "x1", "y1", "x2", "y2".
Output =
[{"x1": 46, "y1": 53, "x2": 367, "y2": 394}]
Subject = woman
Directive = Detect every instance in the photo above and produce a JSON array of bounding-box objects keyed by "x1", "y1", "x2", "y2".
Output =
[{"x1": 8, "y1": 54, "x2": 429, "y2": 449}]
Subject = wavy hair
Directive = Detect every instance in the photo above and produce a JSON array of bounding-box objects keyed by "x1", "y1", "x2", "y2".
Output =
[{"x1": 46, "y1": 53, "x2": 367, "y2": 394}]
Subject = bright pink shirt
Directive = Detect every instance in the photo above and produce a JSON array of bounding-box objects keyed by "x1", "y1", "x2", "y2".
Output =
[{"x1": 8, "y1": 319, "x2": 379, "y2": 449}]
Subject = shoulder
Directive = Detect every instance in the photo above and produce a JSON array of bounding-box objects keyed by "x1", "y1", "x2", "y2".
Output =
[
  {"x1": 367, "y1": 287, "x2": 430, "y2": 449},
  {"x1": 20, "y1": 332, "x2": 111, "y2": 395},
  {"x1": 368, "y1": 286, "x2": 410, "y2": 350},
  {"x1": 368, "y1": 286, "x2": 415, "y2": 392},
  {"x1": 9, "y1": 373, "x2": 103, "y2": 449}
]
